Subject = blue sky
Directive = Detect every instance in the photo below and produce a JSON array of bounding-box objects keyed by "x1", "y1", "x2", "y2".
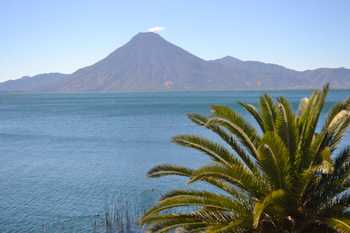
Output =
[{"x1": 1, "y1": 0, "x2": 349, "y2": 81}]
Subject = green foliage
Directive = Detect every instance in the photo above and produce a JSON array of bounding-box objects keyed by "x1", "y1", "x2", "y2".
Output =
[{"x1": 141, "y1": 85, "x2": 350, "y2": 233}]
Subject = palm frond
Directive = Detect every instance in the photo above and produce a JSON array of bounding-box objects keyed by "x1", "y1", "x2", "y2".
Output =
[
  {"x1": 259, "y1": 94, "x2": 277, "y2": 132},
  {"x1": 148, "y1": 164, "x2": 194, "y2": 178},
  {"x1": 189, "y1": 164, "x2": 269, "y2": 198},
  {"x1": 205, "y1": 117, "x2": 259, "y2": 160},
  {"x1": 141, "y1": 84, "x2": 350, "y2": 233},
  {"x1": 327, "y1": 217, "x2": 350, "y2": 233},
  {"x1": 172, "y1": 135, "x2": 247, "y2": 169},
  {"x1": 252, "y1": 189, "x2": 286, "y2": 229},
  {"x1": 239, "y1": 101, "x2": 265, "y2": 133},
  {"x1": 142, "y1": 190, "x2": 239, "y2": 222},
  {"x1": 188, "y1": 113, "x2": 259, "y2": 175}
]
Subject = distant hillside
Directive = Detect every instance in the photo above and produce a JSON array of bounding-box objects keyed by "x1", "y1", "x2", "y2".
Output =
[
  {"x1": 1, "y1": 32, "x2": 349, "y2": 91},
  {"x1": 0, "y1": 73, "x2": 68, "y2": 92}
]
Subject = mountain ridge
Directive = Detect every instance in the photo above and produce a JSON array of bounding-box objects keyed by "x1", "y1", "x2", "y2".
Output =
[{"x1": 1, "y1": 32, "x2": 349, "y2": 92}]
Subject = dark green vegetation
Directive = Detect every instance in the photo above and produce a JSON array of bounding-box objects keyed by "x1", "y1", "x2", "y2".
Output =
[{"x1": 141, "y1": 85, "x2": 350, "y2": 232}]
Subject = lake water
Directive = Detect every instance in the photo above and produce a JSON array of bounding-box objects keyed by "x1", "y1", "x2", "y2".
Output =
[{"x1": 0, "y1": 90, "x2": 349, "y2": 233}]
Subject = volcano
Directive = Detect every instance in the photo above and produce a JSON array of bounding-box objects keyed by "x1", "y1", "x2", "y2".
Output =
[{"x1": 1, "y1": 32, "x2": 349, "y2": 91}]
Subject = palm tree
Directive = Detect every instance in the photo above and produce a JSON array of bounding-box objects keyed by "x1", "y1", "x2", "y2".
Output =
[{"x1": 140, "y1": 85, "x2": 350, "y2": 233}]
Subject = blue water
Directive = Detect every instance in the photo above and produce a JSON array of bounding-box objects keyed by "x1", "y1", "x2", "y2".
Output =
[{"x1": 0, "y1": 90, "x2": 349, "y2": 233}]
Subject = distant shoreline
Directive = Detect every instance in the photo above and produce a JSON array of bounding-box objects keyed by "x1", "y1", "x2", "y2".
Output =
[{"x1": 0, "y1": 88, "x2": 349, "y2": 95}]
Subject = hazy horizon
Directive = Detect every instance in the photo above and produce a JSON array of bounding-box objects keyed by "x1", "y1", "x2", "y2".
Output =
[{"x1": 1, "y1": 0, "x2": 350, "y2": 82}]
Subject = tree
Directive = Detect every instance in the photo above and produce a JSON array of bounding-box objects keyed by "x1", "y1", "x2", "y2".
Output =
[{"x1": 140, "y1": 85, "x2": 350, "y2": 233}]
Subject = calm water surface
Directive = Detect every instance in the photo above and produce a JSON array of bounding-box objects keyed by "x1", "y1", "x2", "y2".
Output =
[{"x1": 0, "y1": 90, "x2": 349, "y2": 233}]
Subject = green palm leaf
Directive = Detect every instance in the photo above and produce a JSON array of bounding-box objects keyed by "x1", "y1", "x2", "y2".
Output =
[
  {"x1": 328, "y1": 218, "x2": 350, "y2": 233},
  {"x1": 141, "y1": 84, "x2": 350, "y2": 233},
  {"x1": 252, "y1": 189, "x2": 286, "y2": 228}
]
